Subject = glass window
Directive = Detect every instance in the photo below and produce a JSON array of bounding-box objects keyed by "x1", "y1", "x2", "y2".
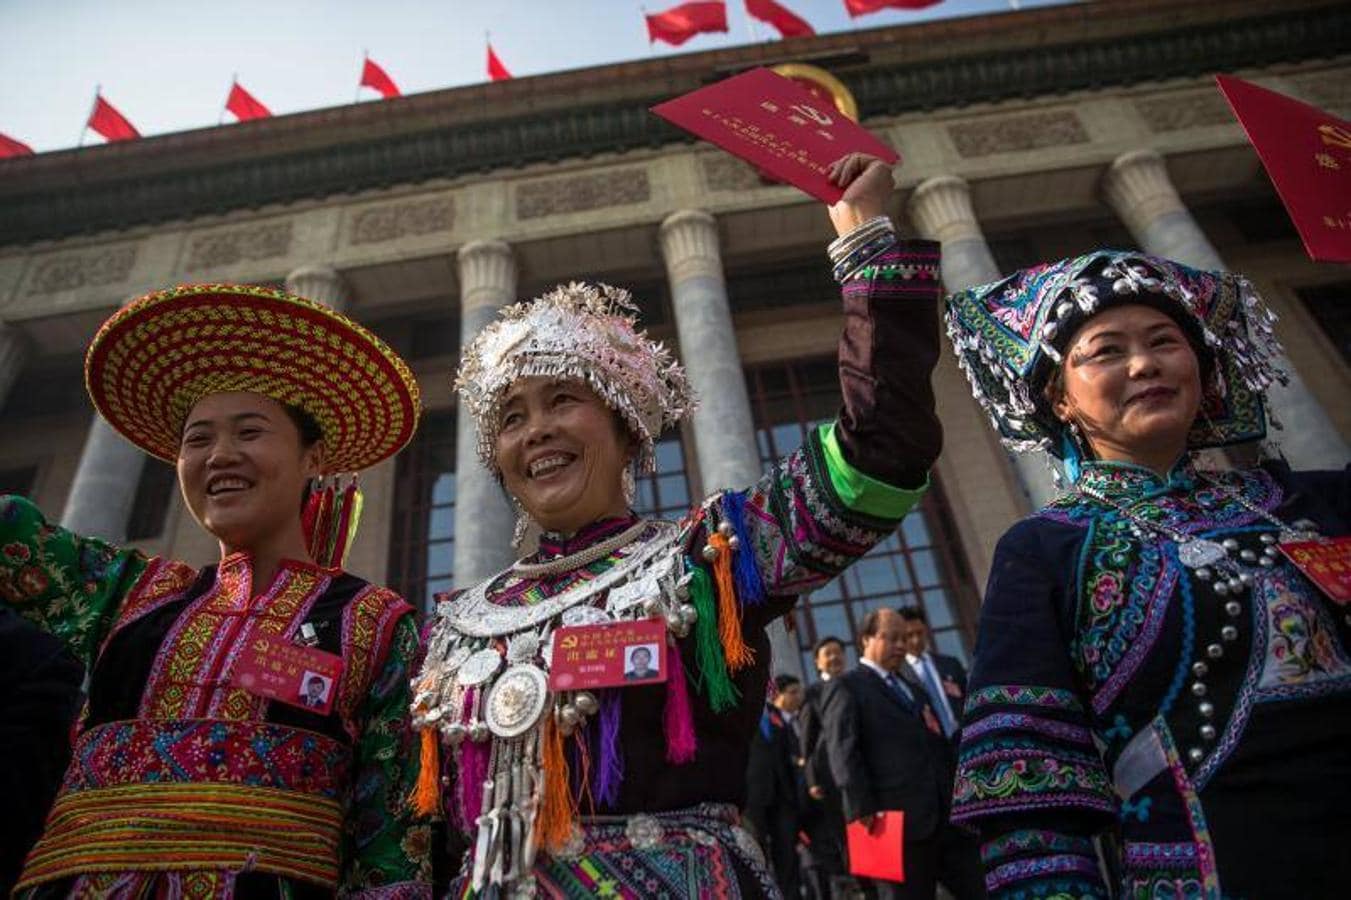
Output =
[
  {"x1": 388, "y1": 410, "x2": 457, "y2": 613},
  {"x1": 633, "y1": 434, "x2": 694, "y2": 522}
]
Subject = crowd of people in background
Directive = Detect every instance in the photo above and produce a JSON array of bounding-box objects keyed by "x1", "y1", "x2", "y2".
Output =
[{"x1": 744, "y1": 607, "x2": 986, "y2": 900}]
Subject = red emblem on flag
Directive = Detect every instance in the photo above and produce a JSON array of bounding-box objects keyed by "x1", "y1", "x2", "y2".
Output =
[
  {"x1": 646, "y1": 1, "x2": 729, "y2": 46},
  {"x1": 1216, "y1": 74, "x2": 1351, "y2": 263},
  {"x1": 87, "y1": 94, "x2": 140, "y2": 142},
  {"x1": 746, "y1": 0, "x2": 815, "y2": 38},
  {"x1": 225, "y1": 81, "x2": 272, "y2": 122},
  {"x1": 360, "y1": 57, "x2": 401, "y2": 99}
]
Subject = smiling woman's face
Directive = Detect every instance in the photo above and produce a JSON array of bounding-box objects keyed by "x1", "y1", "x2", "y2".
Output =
[
  {"x1": 177, "y1": 391, "x2": 322, "y2": 553},
  {"x1": 494, "y1": 376, "x2": 633, "y2": 535},
  {"x1": 1052, "y1": 304, "x2": 1202, "y2": 468}
]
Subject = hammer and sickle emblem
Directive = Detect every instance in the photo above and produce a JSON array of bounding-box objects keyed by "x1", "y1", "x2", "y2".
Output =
[
  {"x1": 560, "y1": 634, "x2": 579, "y2": 649},
  {"x1": 1318, "y1": 123, "x2": 1351, "y2": 150},
  {"x1": 791, "y1": 104, "x2": 834, "y2": 127}
]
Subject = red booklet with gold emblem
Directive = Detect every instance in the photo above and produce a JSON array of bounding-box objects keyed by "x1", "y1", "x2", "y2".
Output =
[
  {"x1": 1215, "y1": 74, "x2": 1351, "y2": 262},
  {"x1": 846, "y1": 810, "x2": 905, "y2": 883},
  {"x1": 651, "y1": 67, "x2": 899, "y2": 204}
]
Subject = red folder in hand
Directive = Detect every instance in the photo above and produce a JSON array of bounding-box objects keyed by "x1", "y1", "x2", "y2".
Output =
[{"x1": 846, "y1": 811, "x2": 905, "y2": 883}]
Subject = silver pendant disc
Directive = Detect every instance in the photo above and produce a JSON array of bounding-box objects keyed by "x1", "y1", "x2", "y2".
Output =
[
  {"x1": 483, "y1": 664, "x2": 549, "y2": 738},
  {"x1": 458, "y1": 648, "x2": 504, "y2": 686},
  {"x1": 1179, "y1": 539, "x2": 1228, "y2": 570}
]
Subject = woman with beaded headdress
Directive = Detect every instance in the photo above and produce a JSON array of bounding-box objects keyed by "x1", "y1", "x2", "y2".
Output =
[
  {"x1": 2, "y1": 284, "x2": 432, "y2": 897},
  {"x1": 945, "y1": 252, "x2": 1351, "y2": 898},
  {"x1": 411, "y1": 152, "x2": 945, "y2": 898}
]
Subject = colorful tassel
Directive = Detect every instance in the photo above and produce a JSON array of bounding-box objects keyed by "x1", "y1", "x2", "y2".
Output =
[
  {"x1": 301, "y1": 476, "x2": 365, "y2": 569},
  {"x1": 708, "y1": 532, "x2": 754, "y2": 672},
  {"x1": 595, "y1": 691, "x2": 624, "y2": 808},
  {"x1": 720, "y1": 491, "x2": 765, "y2": 606},
  {"x1": 687, "y1": 566, "x2": 740, "y2": 713},
  {"x1": 662, "y1": 638, "x2": 698, "y2": 764},
  {"x1": 410, "y1": 728, "x2": 441, "y2": 817},
  {"x1": 535, "y1": 714, "x2": 576, "y2": 853}
]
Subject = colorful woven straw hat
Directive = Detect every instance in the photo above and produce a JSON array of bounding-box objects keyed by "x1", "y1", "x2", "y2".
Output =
[
  {"x1": 456, "y1": 281, "x2": 694, "y2": 474},
  {"x1": 86, "y1": 283, "x2": 422, "y2": 473},
  {"x1": 945, "y1": 250, "x2": 1287, "y2": 460}
]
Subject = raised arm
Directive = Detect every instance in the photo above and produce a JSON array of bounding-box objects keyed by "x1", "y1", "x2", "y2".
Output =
[{"x1": 0, "y1": 494, "x2": 148, "y2": 666}]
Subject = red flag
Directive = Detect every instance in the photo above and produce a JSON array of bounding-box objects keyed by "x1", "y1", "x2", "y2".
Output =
[
  {"x1": 746, "y1": 0, "x2": 814, "y2": 38},
  {"x1": 844, "y1": 0, "x2": 942, "y2": 16},
  {"x1": 0, "y1": 132, "x2": 34, "y2": 158},
  {"x1": 360, "y1": 57, "x2": 401, "y2": 98},
  {"x1": 87, "y1": 94, "x2": 140, "y2": 142},
  {"x1": 646, "y1": 1, "x2": 728, "y2": 46},
  {"x1": 226, "y1": 81, "x2": 272, "y2": 122},
  {"x1": 1215, "y1": 74, "x2": 1351, "y2": 263},
  {"x1": 487, "y1": 44, "x2": 512, "y2": 81}
]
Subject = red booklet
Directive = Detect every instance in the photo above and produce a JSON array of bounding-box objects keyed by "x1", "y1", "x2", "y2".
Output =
[
  {"x1": 1280, "y1": 535, "x2": 1351, "y2": 605},
  {"x1": 651, "y1": 66, "x2": 899, "y2": 204},
  {"x1": 846, "y1": 811, "x2": 905, "y2": 883},
  {"x1": 1215, "y1": 74, "x2": 1351, "y2": 262}
]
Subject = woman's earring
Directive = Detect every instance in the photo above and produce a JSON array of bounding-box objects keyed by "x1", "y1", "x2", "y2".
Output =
[
  {"x1": 622, "y1": 467, "x2": 637, "y2": 507},
  {"x1": 511, "y1": 499, "x2": 533, "y2": 552}
]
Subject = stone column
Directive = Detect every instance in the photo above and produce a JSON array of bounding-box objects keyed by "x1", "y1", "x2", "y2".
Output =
[
  {"x1": 0, "y1": 321, "x2": 29, "y2": 412},
  {"x1": 1102, "y1": 150, "x2": 1348, "y2": 469},
  {"x1": 659, "y1": 210, "x2": 802, "y2": 679},
  {"x1": 285, "y1": 264, "x2": 351, "y2": 312},
  {"x1": 453, "y1": 240, "x2": 519, "y2": 587},
  {"x1": 61, "y1": 415, "x2": 147, "y2": 542},
  {"x1": 908, "y1": 176, "x2": 1058, "y2": 509}
]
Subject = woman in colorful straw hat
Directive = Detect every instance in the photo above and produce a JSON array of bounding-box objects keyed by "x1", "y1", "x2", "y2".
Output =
[
  {"x1": 410, "y1": 153, "x2": 945, "y2": 898},
  {"x1": 2, "y1": 284, "x2": 432, "y2": 898},
  {"x1": 945, "y1": 252, "x2": 1351, "y2": 898}
]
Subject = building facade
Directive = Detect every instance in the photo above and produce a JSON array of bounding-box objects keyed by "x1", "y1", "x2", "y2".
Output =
[{"x1": 2, "y1": 0, "x2": 1347, "y2": 677}]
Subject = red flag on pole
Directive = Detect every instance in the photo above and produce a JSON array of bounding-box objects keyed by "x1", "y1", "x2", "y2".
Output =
[
  {"x1": 844, "y1": 0, "x2": 942, "y2": 16},
  {"x1": 746, "y1": 0, "x2": 814, "y2": 38},
  {"x1": 646, "y1": 1, "x2": 729, "y2": 46},
  {"x1": 0, "y1": 132, "x2": 34, "y2": 158},
  {"x1": 360, "y1": 56, "x2": 401, "y2": 98},
  {"x1": 87, "y1": 94, "x2": 140, "y2": 142},
  {"x1": 487, "y1": 43, "x2": 512, "y2": 81},
  {"x1": 225, "y1": 81, "x2": 272, "y2": 122}
]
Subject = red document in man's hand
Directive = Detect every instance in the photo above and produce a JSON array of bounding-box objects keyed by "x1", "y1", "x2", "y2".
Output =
[
  {"x1": 1215, "y1": 74, "x2": 1351, "y2": 262},
  {"x1": 846, "y1": 811, "x2": 905, "y2": 883},
  {"x1": 651, "y1": 67, "x2": 899, "y2": 204}
]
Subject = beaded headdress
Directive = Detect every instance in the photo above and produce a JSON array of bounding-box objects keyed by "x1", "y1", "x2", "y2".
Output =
[
  {"x1": 456, "y1": 282, "x2": 695, "y2": 473},
  {"x1": 945, "y1": 250, "x2": 1287, "y2": 464}
]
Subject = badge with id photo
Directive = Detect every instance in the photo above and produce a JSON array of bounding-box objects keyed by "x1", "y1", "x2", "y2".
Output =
[
  {"x1": 549, "y1": 618, "x2": 668, "y2": 692},
  {"x1": 231, "y1": 633, "x2": 345, "y2": 715}
]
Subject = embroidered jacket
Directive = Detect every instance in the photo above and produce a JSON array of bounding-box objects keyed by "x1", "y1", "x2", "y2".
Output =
[
  {"x1": 434, "y1": 239, "x2": 945, "y2": 897},
  {"x1": 953, "y1": 459, "x2": 1351, "y2": 899},
  {"x1": 0, "y1": 496, "x2": 432, "y2": 899}
]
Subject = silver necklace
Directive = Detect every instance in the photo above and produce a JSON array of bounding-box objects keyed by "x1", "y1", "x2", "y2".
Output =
[
  {"x1": 1074, "y1": 481, "x2": 1230, "y2": 570},
  {"x1": 511, "y1": 519, "x2": 650, "y2": 578}
]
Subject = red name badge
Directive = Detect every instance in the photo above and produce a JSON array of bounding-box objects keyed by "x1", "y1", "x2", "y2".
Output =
[
  {"x1": 1280, "y1": 536, "x2": 1351, "y2": 605},
  {"x1": 231, "y1": 634, "x2": 344, "y2": 715},
  {"x1": 846, "y1": 810, "x2": 905, "y2": 884},
  {"x1": 549, "y1": 618, "x2": 668, "y2": 692},
  {"x1": 651, "y1": 67, "x2": 899, "y2": 205}
]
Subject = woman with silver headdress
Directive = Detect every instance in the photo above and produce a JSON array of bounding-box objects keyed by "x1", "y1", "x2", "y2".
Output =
[
  {"x1": 945, "y1": 252, "x2": 1351, "y2": 898},
  {"x1": 411, "y1": 153, "x2": 945, "y2": 898}
]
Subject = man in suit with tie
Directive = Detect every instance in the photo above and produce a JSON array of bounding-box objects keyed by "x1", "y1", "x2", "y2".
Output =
[
  {"x1": 799, "y1": 637, "x2": 851, "y2": 899},
  {"x1": 821, "y1": 609, "x2": 984, "y2": 899},
  {"x1": 896, "y1": 606, "x2": 967, "y2": 742},
  {"x1": 746, "y1": 674, "x2": 809, "y2": 899}
]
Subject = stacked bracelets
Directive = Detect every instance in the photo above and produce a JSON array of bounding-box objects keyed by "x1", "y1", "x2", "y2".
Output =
[{"x1": 828, "y1": 215, "x2": 897, "y2": 283}]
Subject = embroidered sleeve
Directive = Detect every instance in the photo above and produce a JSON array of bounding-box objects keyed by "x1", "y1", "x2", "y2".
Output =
[
  {"x1": 953, "y1": 523, "x2": 1115, "y2": 899},
  {"x1": 343, "y1": 614, "x2": 433, "y2": 898},
  {"x1": 0, "y1": 493, "x2": 147, "y2": 667}
]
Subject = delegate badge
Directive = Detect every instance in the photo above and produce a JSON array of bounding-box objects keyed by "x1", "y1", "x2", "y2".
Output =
[
  {"x1": 548, "y1": 617, "x2": 668, "y2": 691},
  {"x1": 231, "y1": 633, "x2": 345, "y2": 714},
  {"x1": 1280, "y1": 535, "x2": 1351, "y2": 605}
]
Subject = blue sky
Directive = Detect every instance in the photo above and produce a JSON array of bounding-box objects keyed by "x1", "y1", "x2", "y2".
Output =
[{"x1": 1, "y1": 0, "x2": 1076, "y2": 153}]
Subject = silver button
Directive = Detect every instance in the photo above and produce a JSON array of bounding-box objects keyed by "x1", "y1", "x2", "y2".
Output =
[
  {"x1": 1188, "y1": 747, "x2": 1204, "y2": 763},
  {"x1": 1191, "y1": 682, "x2": 1207, "y2": 697},
  {"x1": 1191, "y1": 661, "x2": 1209, "y2": 677},
  {"x1": 1200, "y1": 724, "x2": 1217, "y2": 741},
  {"x1": 1206, "y1": 644, "x2": 1224, "y2": 659},
  {"x1": 1225, "y1": 601, "x2": 1242, "y2": 617},
  {"x1": 1198, "y1": 701, "x2": 1214, "y2": 717},
  {"x1": 1221, "y1": 625, "x2": 1239, "y2": 642}
]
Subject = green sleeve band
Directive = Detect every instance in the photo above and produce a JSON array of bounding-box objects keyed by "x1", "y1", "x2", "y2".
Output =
[{"x1": 819, "y1": 423, "x2": 928, "y2": 520}]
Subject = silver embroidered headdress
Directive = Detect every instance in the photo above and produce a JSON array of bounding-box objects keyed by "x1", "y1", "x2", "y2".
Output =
[
  {"x1": 456, "y1": 281, "x2": 695, "y2": 473},
  {"x1": 945, "y1": 250, "x2": 1288, "y2": 462}
]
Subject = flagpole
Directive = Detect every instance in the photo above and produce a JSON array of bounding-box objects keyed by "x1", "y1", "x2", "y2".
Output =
[
  {"x1": 79, "y1": 84, "x2": 99, "y2": 148},
  {"x1": 641, "y1": 6, "x2": 654, "y2": 55},
  {"x1": 219, "y1": 74, "x2": 234, "y2": 125}
]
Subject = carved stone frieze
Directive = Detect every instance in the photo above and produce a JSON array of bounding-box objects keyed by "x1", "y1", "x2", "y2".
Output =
[
  {"x1": 26, "y1": 245, "x2": 137, "y2": 296},
  {"x1": 515, "y1": 168, "x2": 650, "y2": 220},
  {"x1": 700, "y1": 154, "x2": 763, "y2": 192},
  {"x1": 349, "y1": 197, "x2": 455, "y2": 245},
  {"x1": 947, "y1": 110, "x2": 1088, "y2": 158},
  {"x1": 183, "y1": 221, "x2": 292, "y2": 272},
  {"x1": 1134, "y1": 92, "x2": 1234, "y2": 133}
]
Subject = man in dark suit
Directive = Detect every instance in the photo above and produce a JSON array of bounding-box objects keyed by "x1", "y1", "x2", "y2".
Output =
[
  {"x1": 746, "y1": 674, "x2": 808, "y2": 899},
  {"x1": 798, "y1": 636, "x2": 851, "y2": 899},
  {"x1": 822, "y1": 609, "x2": 984, "y2": 899},
  {"x1": 896, "y1": 606, "x2": 967, "y2": 742}
]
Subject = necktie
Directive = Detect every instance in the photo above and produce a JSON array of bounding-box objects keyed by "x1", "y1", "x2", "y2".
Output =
[
  {"x1": 884, "y1": 672, "x2": 913, "y2": 707},
  {"x1": 919, "y1": 657, "x2": 957, "y2": 736}
]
